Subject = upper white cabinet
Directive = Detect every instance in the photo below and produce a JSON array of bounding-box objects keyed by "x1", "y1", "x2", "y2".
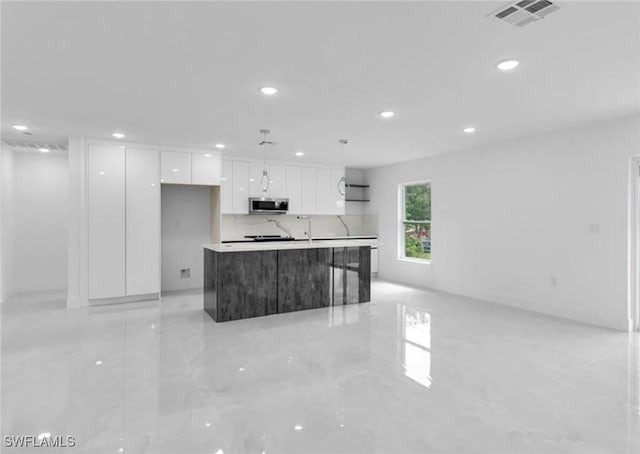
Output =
[
  {"x1": 192, "y1": 153, "x2": 222, "y2": 186},
  {"x1": 267, "y1": 163, "x2": 287, "y2": 198},
  {"x1": 316, "y1": 168, "x2": 332, "y2": 214},
  {"x1": 286, "y1": 165, "x2": 302, "y2": 214},
  {"x1": 315, "y1": 168, "x2": 344, "y2": 214},
  {"x1": 221, "y1": 160, "x2": 233, "y2": 214},
  {"x1": 88, "y1": 144, "x2": 126, "y2": 299},
  {"x1": 219, "y1": 158, "x2": 345, "y2": 215},
  {"x1": 248, "y1": 161, "x2": 264, "y2": 198},
  {"x1": 161, "y1": 151, "x2": 191, "y2": 184},
  {"x1": 248, "y1": 162, "x2": 287, "y2": 198},
  {"x1": 301, "y1": 167, "x2": 317, "y2": 214},
  {"x1": 232, "y1": 160, "x2": 249, "y2": 214},
  {"x1": 331, "y1": 167, "x2": 346, "y2": 215},
  {"x1": 161, "y1": 150, "x2": 221, "y2": 186},
  {"x1": 125, "y1": 148, "x2": 160, "y2": 296}
]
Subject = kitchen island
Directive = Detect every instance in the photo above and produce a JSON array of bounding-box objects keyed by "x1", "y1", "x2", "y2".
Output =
[{"x1": 203, "y1": 240, "x2": 372, "y2": 322}]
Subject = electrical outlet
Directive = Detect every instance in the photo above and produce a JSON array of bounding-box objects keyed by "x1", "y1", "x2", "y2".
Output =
[{"x1": 180, "y1": 268, "x2": 191, "y2": 279}]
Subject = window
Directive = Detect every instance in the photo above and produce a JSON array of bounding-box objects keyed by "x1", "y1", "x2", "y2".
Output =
[{"x1": 400, "y1": 182, "x2": 431, "y2": 261}]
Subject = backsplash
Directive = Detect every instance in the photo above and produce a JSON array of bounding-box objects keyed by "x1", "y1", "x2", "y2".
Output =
[{"x1": 221, "y1": 214, "x2": 378, "y2": 241}]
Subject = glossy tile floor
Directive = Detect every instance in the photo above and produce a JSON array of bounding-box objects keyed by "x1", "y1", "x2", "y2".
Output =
[{"x1": 1, "y1": 280, "x2": 639, "y2": 454}]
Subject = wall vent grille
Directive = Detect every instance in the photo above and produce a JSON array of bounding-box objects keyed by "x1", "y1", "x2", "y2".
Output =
[
  {"x1": 490, "y1": 0, "x2": 560, "y2": 27},
  {"x1": 1, "y1": 139, "x2": 68, "y2": 151}
]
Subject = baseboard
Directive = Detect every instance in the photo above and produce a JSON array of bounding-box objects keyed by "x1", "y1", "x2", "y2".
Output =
[{"x1": 89, "y1": 293, "x2": 160, "y2": 307}]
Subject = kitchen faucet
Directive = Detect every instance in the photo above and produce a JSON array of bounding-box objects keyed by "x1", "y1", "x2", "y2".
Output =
[
  {"x1": 337, "y1": 215, "x2": 351, "y2": 237},
  {"x1": 297, "y1": 216, "x2": 312, "y2": 243},
  {"x1": 266, "y1": 218, "x2": 293, "y2": 238}
]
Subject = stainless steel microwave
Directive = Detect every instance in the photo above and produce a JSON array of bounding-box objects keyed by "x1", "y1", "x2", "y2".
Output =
[{"x1": 248, "y1": 198, "x2": 289, "y2": 214}]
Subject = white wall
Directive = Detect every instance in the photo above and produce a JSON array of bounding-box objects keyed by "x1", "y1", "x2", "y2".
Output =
[
  {"x1": 161, "y1": 184, "x2": 211, "y2": 292},
  {"x1": 366, "y1": 115, "x2": 640, "y2": 331},
  {"x1": 11, "y1": 151, "x2": 69, "y2": 293},
  {"x1": 0, "y1": 145, "x2": 15, "y2": 301}
]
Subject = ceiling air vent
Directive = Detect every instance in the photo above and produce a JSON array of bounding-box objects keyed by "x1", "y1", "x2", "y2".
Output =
[
  {"x1": 1, "y1": 139, "x2": 68, "y2": 152},
  {"x1": 490, "y1": 0, "x2": 560, "y2": 27}
]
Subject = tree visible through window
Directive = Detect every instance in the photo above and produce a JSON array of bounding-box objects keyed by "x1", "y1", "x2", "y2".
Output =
[{"x1": 401, "y1": 182, "x2": 431, "y2": 261}]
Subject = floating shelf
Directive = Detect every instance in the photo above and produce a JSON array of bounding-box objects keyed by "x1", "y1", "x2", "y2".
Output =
[
  {"x1": 345, "y1": 183, "x2": 370, "y2": 188},
  {"x1": 346, "y1": 199, "x2": 370, "y2": 202}
]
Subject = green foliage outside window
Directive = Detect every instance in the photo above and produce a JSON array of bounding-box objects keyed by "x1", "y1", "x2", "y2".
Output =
[{"x1": 403, "y1": 183, "x2": 431, "y2": 260}]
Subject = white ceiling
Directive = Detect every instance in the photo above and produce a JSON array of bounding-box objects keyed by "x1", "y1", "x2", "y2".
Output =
[{"x1": 2, "y1": 1, "x2": 639, "y2": 168}]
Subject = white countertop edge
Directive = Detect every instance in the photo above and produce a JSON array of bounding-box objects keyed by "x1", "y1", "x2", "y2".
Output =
[{"x1": 204, "y1": 238, "x2": 377, "y2": 252}]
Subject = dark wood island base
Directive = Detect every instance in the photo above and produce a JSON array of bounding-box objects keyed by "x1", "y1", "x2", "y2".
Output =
[{"x1": 204, "y1": 245, "x2": 370, "y2": 322}]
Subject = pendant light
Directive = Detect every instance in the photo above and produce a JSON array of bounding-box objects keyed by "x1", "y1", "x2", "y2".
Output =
[
  {"x1": 258, "y1": 129, "x2": 275, "y2": 197},
  {"x1": 337, "y1": 139, "x2": 348, "y2": 196}
]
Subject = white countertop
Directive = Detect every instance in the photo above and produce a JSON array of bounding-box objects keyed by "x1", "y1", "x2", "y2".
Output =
[{"x1": 204, "y1": 238, "x2": 377, "y2": 253}]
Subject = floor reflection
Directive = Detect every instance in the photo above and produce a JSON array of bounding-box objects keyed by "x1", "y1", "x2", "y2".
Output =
[{"x1": 399, "y1": 305, "x2": 432, "y2": 389}]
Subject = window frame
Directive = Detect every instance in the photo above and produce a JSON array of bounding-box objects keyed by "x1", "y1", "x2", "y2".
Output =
[{"x1": 398, "y1": 181, "x2": 432, "y2": 263}]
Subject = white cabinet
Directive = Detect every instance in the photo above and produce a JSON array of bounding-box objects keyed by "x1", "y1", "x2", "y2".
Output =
[
  {"x1": 192, "y1": 153, "x2": 221, "y2": 186},
  {"x1": 331, "y1": 167, "x2": 346, "y2": 215},
  {"x1": 89, "y1": 144, "x2": 161, "y2": 300},
  {"x1": 248, "y1": 162, "x2": 286, "y2": 198},
  {"x1": 248, "y1": 161, "x2": 264, "y2": 198},
  {"x1": 88, "y1": 144, "x2": 126, "y2": 299},
  {"x1": 267, "y1": 163, "x2": 287, "y2": 198},
  {"x1": 301, "y1": 167, "x2": 317, "y2": 214},
  {"x1": 221, "y1": 159, "x2": 345, "y2": 215},
  {"x1": 286, "y1": 165, "x2": 302, "y2": 214},
  {"x1": 221, "y1": 160, "x2": 233, "y2": 214},
  {"x1": 316, "y1": 168, "x2": 332, "y2": 214},
  {"x1": 125, "y1": 148, "x2": 160, "y2": 296},
  {"x1": 161, "y1": 151, "x2": 191, "y2": 184},
  {"x1": 314, "y1": 167, "x2": 345, "y2": 215},
  {"x1": 232, "y1": 160, "x2": 249, "y2": 214}
]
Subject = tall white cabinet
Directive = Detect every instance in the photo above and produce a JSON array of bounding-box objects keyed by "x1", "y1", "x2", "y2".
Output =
[
  {"x1": 88, "y1": 144, "x2": 160, "y2": 300},
  {"x1": 125, "y1": 148, "x2": 160, "y2": 296},
  {"x1": 88, "y1": 144, "x2": 126, "y2": 299}
]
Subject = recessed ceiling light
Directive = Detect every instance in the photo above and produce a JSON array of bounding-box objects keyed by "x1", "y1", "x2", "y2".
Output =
[
  {"x1": 215, "y1": 143, "x2": 225, "y2": 149},
  {"x1": 95, "y1": 360, "x2": 103, "y2": 365},
  {"x1": 295, "y1": 151, "x2": 304, "y2": 156},
  {"x1": 38, "y1": 148, "x2": 50, "y2": 153},
  {"x1": 260, "y1": 86, "x2": 278, "y2": 96},
  {"x1": 294, "y1": 425, "x2": 303, "y2": 431},
  {"x1": 496, "y1": 59, "x2": 519, "y2": 71},
  {"x1": 204, "y1": 153, "x2": 212, "y2": 157},
  {"x1": 463, "y1": 127, "x2": 477, "y2": 134},
  {"x1": 12, "y1": 124, "x2": 28, "y2": 131},
  {"x1": 205, "y1": 422, "x2": 211, "y2": 427},
  {"x1": 171, "y1": 168, "x2": 179, "y2": 172},
  {"x1": 112, "y1": 132, "x2": 125, "y2": 139},
  {"x1": 379, "y1": 111, "x2": 395, "y2": 118}
]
